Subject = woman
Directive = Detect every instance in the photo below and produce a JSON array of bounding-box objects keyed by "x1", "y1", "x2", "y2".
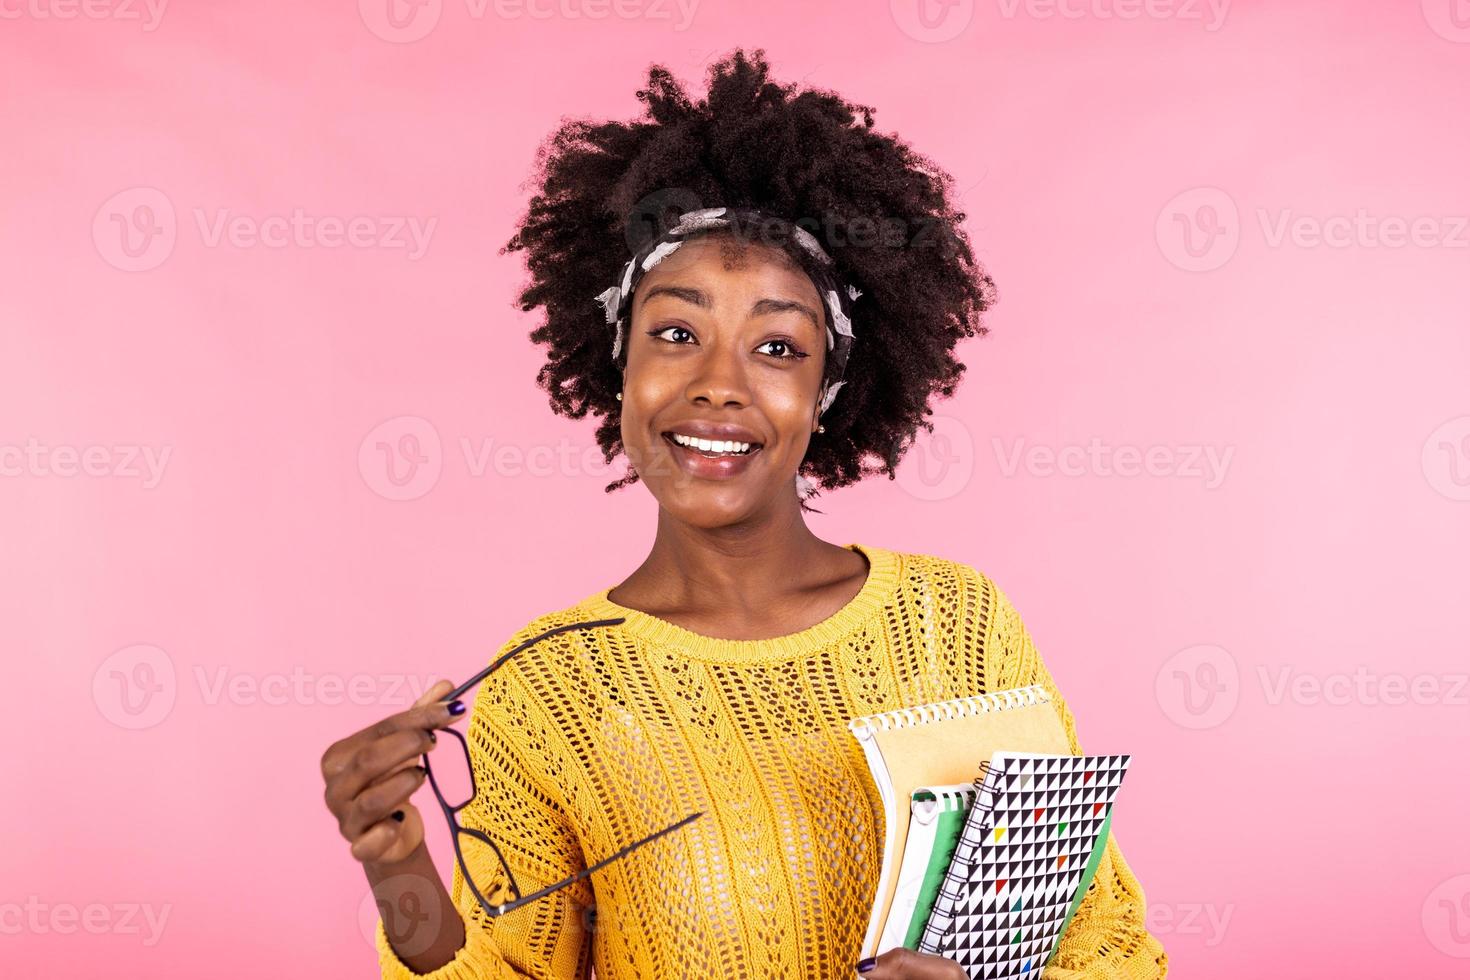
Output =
[{"x1": 321, "y1": 50, "x2": 1168, "y2": 980}]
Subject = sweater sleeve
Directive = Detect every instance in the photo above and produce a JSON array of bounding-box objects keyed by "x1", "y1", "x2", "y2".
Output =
[
  {"x1": 376, "y1": 657, "x2": 593, "y2": 980},
  {"x1": 984, "y1": 580, "x2": 1170, "y2": 980}
]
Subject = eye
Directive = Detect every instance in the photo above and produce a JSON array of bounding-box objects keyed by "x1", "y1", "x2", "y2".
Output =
[
  {"x1": 649, "y1": 325, "x2": 696, "y2": 345},
  {"x1": 755, "y1": 338, "x2": 808, "y2": 360}
]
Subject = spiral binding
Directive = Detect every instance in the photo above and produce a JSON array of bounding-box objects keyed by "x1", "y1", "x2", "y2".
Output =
[
  {"x1": 847, "y1": 684, "x2": 1048, "y2": 738},
  {"x1": 919, "y1": 758, "x2": 1009, "y2": 955}
]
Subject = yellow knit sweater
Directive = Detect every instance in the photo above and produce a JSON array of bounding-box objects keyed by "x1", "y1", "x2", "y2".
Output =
[{"x1": 376, "y1": 544, "x2": 1168, "y2": 979}]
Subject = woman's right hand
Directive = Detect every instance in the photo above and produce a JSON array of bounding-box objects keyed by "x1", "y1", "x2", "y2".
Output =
[{"x1": 321, "y1": 678, "x2": 460, "y2": 867}]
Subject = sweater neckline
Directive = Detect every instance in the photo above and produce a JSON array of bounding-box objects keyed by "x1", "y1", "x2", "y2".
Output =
[{"x1": 577, "y1": 542, "x2": 900, "y2": 664}]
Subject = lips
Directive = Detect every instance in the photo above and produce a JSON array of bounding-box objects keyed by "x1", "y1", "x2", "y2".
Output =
[
  {"x1": 662, "y1": 420, "x2": 763, "y2": 443},
  {"x1": 661, "y1": 431, "x2": 764, "y2": 481}
]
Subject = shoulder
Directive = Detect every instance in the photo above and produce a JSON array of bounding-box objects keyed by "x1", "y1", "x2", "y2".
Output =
[
  {"x1": 483, "y1": 601, "x2": 615, "y2": 678},
  {"x1": 875, "y1": 544, "x2": 1022, "y2": 626}
]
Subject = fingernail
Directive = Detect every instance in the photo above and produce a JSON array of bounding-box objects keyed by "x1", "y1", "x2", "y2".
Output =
[
  {"x1": 391, "y1": 810, "x2": 405, "y2": 823},
  {"x1": 856, "y1": 958, "x2": 876, "y2": 974},
  {"x1": 447, "y1": 700, "x2": 466, "y2": 716},
  {"x1": 426, "y1": 730, "x2": 437, "y2": 744}
]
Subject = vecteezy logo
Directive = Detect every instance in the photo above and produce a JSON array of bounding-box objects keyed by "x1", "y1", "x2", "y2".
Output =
[
  {"x1": 93, "y1": 187, "x2": 177, "y2": 272},
  {"x1": 358, "y1": 416, "x2": 442, "y2": 501},
  {"x1": 1155, "y1": 644, "x2": 1239, "y2": 730},
  {"x1": 1422, "y1": 0, "x2": 1470, "y2": 43},
  {"x1": 93, "y1": 644, "x2": 177, "y2": 730},
  {"x1": 895, "y1": 414, "x2": 975, "y2": 501},
  {"x1": 1155, "y1": 187, "x2": 1240, "y2": 272},
  {"x1": 623, "y1": 187, "x2": 705, "y2": 253},
  {"x1": 1423, "y1": 874, "x2": 1470, "y2": 957},
  {"x1": 360, "y1": 875, "x2": 442, "y2": 956},
  {"x1": 358, "y1": 0, "x2": 442, "y2": 42},
  {"x1": 1422, "y1": 415, "x2": 1470, "y2": 501},
  {"x1": 890, "y1": 0, "x2": 974, "y2": 42}
]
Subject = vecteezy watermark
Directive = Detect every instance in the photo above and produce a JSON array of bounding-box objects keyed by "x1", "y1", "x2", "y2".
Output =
[
  {"x1": 996, "y1": 0, "x2": 1229, "y2": 31},
  {"x1": 360, "y1": 874, "x2": 446, "y2": 956},
  {"x1": 0, "y1": 438, "x2": 172, "y2": 488},
  {"x1": 895, "y1": 414, "x2": 977, "y2": 501},
  {"x1": 357, "y1": 0, "x2": 700, "y2": 43},
  {"x1": 1256, "y1": 208, "x2": 1470, "y2": 250},
  {"x1": 93, "y1": 644, "x2": 177, "y2": 730},
  {"x1": 1258, "y1": 666, "x2": 1469, "y2": 708},
  {"x1": 618, "y1": 189, "x2": 953, "y2": 257},
  {"x1": 93, "y1": 187, "x2": 437, "y2": 271},
  {"x1": 0, "y1": 0, "x2": 168, "y2": 30},
  {"x1": 890, "y1": 0, "x2": 975, "y2": 43},
  {"x1": 0, "y1": 897, "x2": 171, "y2": 946},
  {"x1": 1143, "y1": 902, "x2": 1234, "y2": 947},
  {"x1": 1158, "y1": 187, "x2": 1470, "y2": 271},
  {"x1": 1156, "y1": 644, "x2": 1470, "y2": 730},
  {"x1": 1156, "y1": 187, "x2": 1240, "y2": 272},
  {"x1": 93, "y1": 187, "x2": 177, "y2": 272},
  {"x1": 1421, "y1": 0, "x2": 1470, "y2": 44},
  {"x1": 460, "y1": 437, "x2": 616, "y2": 482},
  {"x1": 1423, "y1": 874, "x2": 1470, "y2": 958},
  {"x1": 889, "y1": 418, "x2": 1234, "y2": 502},
  {"x1": 1155, "y1": 644, "x2": 1240, "y2": 730},
  {"x1": 93, "y1": 643, "x2": 443, "y2": 730},
  {"x1": 1422, "y1": 415, "x2": 1470, "y2": 502},
  {"x1": 992, "y1": 437, "x2": 1234, "y2": 489},
  {"x1": 357, "y1": 415, "x2": 622, "y2": 501},
  {"x1": 359, "y1": 416, "x2": 444, "y2": 502},
  {"x1": 193, "y1": 666, "x2": 444, "y2": 709}
]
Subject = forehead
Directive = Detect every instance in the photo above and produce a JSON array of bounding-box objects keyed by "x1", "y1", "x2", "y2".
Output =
[{"x1": 635, "y1": 233, "x2": 820, "y2": 300}]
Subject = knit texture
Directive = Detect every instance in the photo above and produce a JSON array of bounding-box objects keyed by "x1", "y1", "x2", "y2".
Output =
[{"x1": 376, "y1": 544, "x2": 1168, "y2": 979}]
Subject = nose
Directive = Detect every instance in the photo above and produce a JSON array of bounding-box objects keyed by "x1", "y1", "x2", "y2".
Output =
[{"x1": 684, "y1": 336, "x2": 752, "y2": 409}]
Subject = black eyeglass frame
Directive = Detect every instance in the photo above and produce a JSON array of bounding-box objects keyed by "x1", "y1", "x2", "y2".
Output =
[{"x1": 422, "y1": 617, "x2": 703, "y2": 919}]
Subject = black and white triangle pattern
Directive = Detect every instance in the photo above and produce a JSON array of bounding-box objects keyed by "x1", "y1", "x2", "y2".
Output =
[{"x1": 924, "y1": 753, "x2": 1131, "y2": 979}]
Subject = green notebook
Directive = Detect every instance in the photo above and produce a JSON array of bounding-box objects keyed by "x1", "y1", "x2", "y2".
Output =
[
  {"x1": 879, "y1": 784, "x2": 978, "y2": 951},
  {"x1": 1046, "y1": 810, "x2": 1113, "y2": 964}
]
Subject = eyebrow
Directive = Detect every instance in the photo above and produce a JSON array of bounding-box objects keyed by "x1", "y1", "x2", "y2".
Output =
[{"x1": 638, "y1": 284, "x2": 820, "y2": 330}]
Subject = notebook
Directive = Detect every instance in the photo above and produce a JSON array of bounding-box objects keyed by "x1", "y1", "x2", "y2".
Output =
[
  {"x1": 880, "y1": 784, "x2": 977, "y2": 952},
  {"x1": 848, "y1": 686, "x2": 1072, "y2": 958},
  {"x1": 918, "y1": 752, "x2": 1132, "y2": 977}
]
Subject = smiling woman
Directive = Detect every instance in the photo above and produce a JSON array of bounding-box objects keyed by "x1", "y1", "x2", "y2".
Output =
[
  {"x1": 319, "y1": 47, "x2": 1168, "y2": 980},
  {"x1": 500, "y1": 49, "x2": 996, "y2": 504}
]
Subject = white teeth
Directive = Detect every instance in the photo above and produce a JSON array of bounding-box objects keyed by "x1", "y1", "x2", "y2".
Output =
[{"x1": 670, "y1": 433, "x2": 755, "y2": 455}]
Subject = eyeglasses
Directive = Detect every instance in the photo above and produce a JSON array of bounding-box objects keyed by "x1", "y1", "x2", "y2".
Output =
[{"x1": 423, "y1": 617, "x2": 703, "y2": 919}]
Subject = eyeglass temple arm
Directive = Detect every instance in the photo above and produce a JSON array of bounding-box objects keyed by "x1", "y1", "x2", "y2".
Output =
[
  {"x1": 444, "y1": 617, "x2": 627, "y2": 703},
  {"x1": 482, "y1": 810, "x2": 705, "y2": 917}
]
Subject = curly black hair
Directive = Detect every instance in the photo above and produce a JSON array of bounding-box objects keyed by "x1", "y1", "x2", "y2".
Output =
[{"x1": 500, "y1": 48, "x2": 996, "y2": 498}]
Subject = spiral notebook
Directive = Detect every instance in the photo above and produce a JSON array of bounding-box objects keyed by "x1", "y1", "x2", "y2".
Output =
[
  {"x1": 918, "y1": 752, "x2": 1131, "y2": 977},
  {"x1": 848, "y1": 686, "x2": 1072, "y2": 958},
  {"x1": 880, "y1": 784, "x2": 977, "y2": 952}
]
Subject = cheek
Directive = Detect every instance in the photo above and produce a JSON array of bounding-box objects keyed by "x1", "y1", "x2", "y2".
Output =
[
  {"x1": 753, "y1": 376, "x2": 818, "y2": 444},
  {"x1": 618, "y1": 363, "x2": 679, "y2": 443}
]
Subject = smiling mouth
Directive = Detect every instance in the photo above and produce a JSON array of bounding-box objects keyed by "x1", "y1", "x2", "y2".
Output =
[{"x1": 662, "y1": 432, "x2": 762, "y2": 457}]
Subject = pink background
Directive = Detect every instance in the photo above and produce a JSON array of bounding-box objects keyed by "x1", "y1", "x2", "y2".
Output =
[{"x1": 4, "y1": 1, "x2": 1469, "y2": 977}]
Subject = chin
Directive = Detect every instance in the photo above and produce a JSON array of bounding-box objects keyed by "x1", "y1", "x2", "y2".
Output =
[{"x1": 650, "y1": 480, "x2": 769, "y2": 529}]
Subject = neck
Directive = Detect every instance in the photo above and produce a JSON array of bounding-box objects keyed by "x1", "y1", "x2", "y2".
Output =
[{"x1": 634, "y1": 494, "x2": 837, "y2": 615}]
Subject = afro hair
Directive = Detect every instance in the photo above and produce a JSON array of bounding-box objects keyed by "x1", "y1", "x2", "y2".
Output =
[{"x1": 500, "y1": 48, "x2": 997, "y2": 499}]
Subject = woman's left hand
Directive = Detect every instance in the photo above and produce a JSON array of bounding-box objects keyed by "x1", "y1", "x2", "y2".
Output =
[{"x1": 857, "y1": 947, "x2": 967, "y2": 978}]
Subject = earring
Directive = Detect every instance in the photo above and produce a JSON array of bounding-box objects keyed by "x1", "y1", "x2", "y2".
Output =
[
  {"x1": 616, "y1": 392, "x2": 622, "y2": 401},
  {"x1": 816, "y1": 424, "x2": 825, "y2": 434}
]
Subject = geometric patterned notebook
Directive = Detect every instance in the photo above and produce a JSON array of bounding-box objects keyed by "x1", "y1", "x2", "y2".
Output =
[{"x1": 917, "y1": 753, "x2": 1131, "y2": 977}]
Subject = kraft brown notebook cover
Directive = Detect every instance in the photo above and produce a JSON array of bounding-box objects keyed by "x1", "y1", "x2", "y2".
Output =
[{"x1": 848, "y1": 685, "x2": 1071, "y2": 958}]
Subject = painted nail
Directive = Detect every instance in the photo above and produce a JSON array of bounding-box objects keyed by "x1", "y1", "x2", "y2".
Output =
[
  {"x1": 856, "y1": 958, "x2": 876, "y2": 973},
  {"x1": 391, "y1": 810, "x2": 405, "y2": 823},
  {"x1": 426, "y1": 730, "x2": 436, "y2": 744},
  {"x1": 447, "y1": 700, "x2": 466, "y2": 716}
]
